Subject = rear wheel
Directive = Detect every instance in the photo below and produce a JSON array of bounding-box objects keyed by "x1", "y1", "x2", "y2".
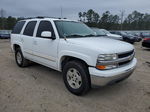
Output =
[
  {"x1": 63, "y1": 61, "x2": 91, "y2": 95},
  {"x1": 15, "y1": 48, "x2": 29, "y2": 67}
]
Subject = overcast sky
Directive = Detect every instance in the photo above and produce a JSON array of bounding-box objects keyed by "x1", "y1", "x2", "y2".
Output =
[{"x1": 0, "y1": 0, "x2": 150, "y2": 20}]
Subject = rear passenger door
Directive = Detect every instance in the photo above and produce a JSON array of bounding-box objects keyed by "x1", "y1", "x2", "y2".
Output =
[
  {"x1": 32, "y1": 20, "x2": 59, "y2": 69},
  {"x1": 22, "y1": 21, "x2": 37, "y2": 59}
]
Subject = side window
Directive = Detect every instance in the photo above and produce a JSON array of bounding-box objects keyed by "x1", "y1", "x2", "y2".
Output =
[
  {"x1": 36, "y1": 21, "x2": 55, "y2": 37},
  {"x1": 23, "y1": 21, "x2": 37, "y2": 36},
  {"x1": 12, "y1": 21, "x2": 25, "y2": 34}
]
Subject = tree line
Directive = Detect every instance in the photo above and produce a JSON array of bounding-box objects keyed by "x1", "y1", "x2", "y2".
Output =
[
  {"x1": 78, "y1": 9, "x2": 150, "y2": 30},
  {"x1": 0, "y1": 16, "x2": 25, "y2": 30},
  {"x1": 1, "y1": 9, "x2": 150, "y2": 30}
]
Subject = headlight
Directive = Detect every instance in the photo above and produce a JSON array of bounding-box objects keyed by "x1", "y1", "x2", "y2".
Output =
[
  {"x1": 96, "y1": 54, "x2": 118, "y2": 70},
  {"x1": 97, "y1": 54, "x2": 117, "y2": 61}
]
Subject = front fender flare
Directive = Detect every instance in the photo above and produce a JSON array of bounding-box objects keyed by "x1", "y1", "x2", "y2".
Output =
[{"x1": 58, "y1": 50, "x2": 94, "y2": 70}]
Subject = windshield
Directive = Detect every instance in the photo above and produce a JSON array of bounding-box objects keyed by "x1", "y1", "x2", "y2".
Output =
[
  {"x1": 92, "y1": 28, "x2": 107, "y2": 36},
  {"x1": 55, "y1": 21, "x2": 95, "y2": 38},
  {"x1": 126, "y1": 32, "x2": 134, "y2": 36},
  {"x1": 120, "y1": 32, "x2": 127, "y2": 35},
  {"x1": 142, "y1": 32, "x2": 150, "y2": 37},
  {"x1": 101, "y1": 29, "x2": 111, "y2": 34}
]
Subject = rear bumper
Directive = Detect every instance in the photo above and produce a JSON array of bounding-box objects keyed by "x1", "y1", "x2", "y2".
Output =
[
  {"x1": 0, "y1": 35, "x2": 10, "y2": 39},
  {"x1": 0, "y1": 37, "x2": 9, "y2": 39},
  {"x1": 89, "y1": 58, "x2": 137, "y2": 86}
]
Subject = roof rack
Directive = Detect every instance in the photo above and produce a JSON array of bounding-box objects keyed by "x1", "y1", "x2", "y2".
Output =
[{"x1": 23, "y1": 16, "x2": 67, "y2": 20}]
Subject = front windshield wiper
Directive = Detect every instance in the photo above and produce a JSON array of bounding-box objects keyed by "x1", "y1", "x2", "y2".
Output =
[
  {"x1": 83, "y1": 34, "x2": 96, "y2": 37},
  {"x1": 96, "y1": 35, "x2": 107, "y2": 37},
  {"x1": 65, "y1": 34, "x2": 96, "y2": 38},
  {"x1": 65, "y1": 34, "x2": 84, "y2": 38}
]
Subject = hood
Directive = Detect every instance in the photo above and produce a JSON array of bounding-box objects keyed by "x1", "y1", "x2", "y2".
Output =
[{"x1": 67, "y1": 37, "x2": 134, "y2": 54}]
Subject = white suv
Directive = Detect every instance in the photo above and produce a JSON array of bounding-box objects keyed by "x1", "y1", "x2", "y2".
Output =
[{"x1": 11, "y1": 17, "x2": 137, "y2": 95}]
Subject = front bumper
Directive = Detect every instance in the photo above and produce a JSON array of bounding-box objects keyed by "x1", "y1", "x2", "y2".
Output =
[{"x1": 89, "y1": 58, "x2": 137, "y2": 86}]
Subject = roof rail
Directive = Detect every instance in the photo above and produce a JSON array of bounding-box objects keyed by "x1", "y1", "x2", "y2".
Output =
[
  {"x1": 23, "y1": 16, "x2": 67, "y2": 20},
  {"x1": 36, "y1": 16, "x2": 45, "y2": 19}
]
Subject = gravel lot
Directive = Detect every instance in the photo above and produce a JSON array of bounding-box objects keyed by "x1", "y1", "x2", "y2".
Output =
[{"x1": 0, "y1": 39, "x2": 150, "y2": 112}]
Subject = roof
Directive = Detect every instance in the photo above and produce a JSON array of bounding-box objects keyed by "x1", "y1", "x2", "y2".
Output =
[{"x1": 19, "y1": 17, "x2": 78, "y2": 22}]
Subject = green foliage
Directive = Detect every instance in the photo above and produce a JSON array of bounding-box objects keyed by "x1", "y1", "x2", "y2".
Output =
[
  {"x1": 0, "y1": 16, "x2": 26, "y2": 30},
  {"x1": 1, "y1": 10, "x2": 150, "y2": 30},
  {"x1": 0, "y1": 16, "x2": 18, "y2": 30},
  {"x1": 79, "y1": 9, "x2": 150, "y2": 30},
  {"x1": 78, "y1": 12, "x2": 82, "y2": 21},
  {"x1": 6, "y1": 16, "x2": 17, "y2": 29}
]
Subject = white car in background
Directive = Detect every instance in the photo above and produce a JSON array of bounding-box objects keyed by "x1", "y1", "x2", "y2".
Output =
[{"x1": 101, "y1": 29, "x2": 123, "y2": 40}]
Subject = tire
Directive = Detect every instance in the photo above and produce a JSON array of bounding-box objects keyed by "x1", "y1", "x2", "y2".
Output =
[
  {"x1": 130, "y1": 42, "x2": 134, "y2": 44},
  {"x1": 15, "y1": 48, "x2": 29, "y2": 67},
  {"x1": 63, "y1": 61, "x2": 91, "y2": 95}
]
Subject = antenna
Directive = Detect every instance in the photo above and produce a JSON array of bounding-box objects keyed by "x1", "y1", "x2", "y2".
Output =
[
  {"x1": 61, "y1": 6, "x2": 63, "y2": 19},
  {"x1": 120, "y1": 10, "x2": 125, "y2": 31}
]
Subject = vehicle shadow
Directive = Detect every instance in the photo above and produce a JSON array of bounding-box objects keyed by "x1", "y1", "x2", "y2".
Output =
[
  {"x1": 84, "y1": 79, "x2": 134, "y2": 98},
  {"x1": 27, "y1": 62, "x2": 62, "y2": 78},
  {"x1": 22, "y1": 62, "x2": 136, "y2": 98},
  {"x1": 142, "y1": 48, "x2": 150, "y2": 51}
]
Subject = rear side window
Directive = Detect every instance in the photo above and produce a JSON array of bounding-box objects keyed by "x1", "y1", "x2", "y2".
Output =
[
  {"x1": 12, "y1": 21, "x2": 25, "y2": 34},
  {"x1": 36, "y1": 21, "x2": 55, "y2": 37},
  {"x1": 23, "y1": 21, "x2": 37, "y2": 36}
]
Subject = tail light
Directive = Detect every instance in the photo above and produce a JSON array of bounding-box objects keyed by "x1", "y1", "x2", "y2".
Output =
[{"x1": 144, "y1": 38, "x2": 150, "y2": 41}]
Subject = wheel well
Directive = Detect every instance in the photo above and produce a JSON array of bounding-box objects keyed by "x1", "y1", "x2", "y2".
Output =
[
  {"x1": 13, "y1": 44, "x2": 20, "y2": 52},
  {"x1": 61, "y1": 56, "x2": 88, "y2": 71},
  {"x1": 61, "y1": 56, "x2": 91, "y2": 87}
]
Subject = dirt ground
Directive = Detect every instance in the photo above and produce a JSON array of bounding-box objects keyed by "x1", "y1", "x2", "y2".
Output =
[{"x1": 0, "y1": 39, "x2": 150, "y2": 112}]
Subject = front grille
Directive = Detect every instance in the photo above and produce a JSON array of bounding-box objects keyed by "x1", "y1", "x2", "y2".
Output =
[
  {"x1": 118, "y1": 50, "x2": 134, "y2": 58},
  {"x1": 118, "y1": 50, "x2": 134, "y2": 66},
  {"x1": 96, "y1": 50, "x2": 135, "y2": 69}
]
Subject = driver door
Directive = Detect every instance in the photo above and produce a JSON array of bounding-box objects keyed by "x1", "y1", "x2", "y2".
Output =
[{"x1": 32, "y1": 20, "x2": 59, "y2": 69}]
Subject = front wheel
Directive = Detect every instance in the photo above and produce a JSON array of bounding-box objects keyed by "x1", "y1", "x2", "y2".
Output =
[{"x1": 63, "y1": 61, "x2": 91, "y2": 95}]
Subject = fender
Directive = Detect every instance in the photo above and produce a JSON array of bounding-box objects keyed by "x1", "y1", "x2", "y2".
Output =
[
  {"x1": 58, "y1": 50, "x2": 94, "y2": 71},
  {"x1": 12, "y1": 41, "x2": 23, "y2": 53}
]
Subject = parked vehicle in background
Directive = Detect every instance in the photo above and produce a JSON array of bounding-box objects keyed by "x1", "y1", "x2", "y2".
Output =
[
  {"x1": 140, "y1": 32, "x2": 150, "y2": 38},
  {"x1": 91, "y1": 28, "x2": 107, "y2": 36},
  {"x1": 11, "y1": 17, "x2": 137, "y2": 95},
  {"x1": 100, "y1": 29, "x2": 123, "y2": 40},
  {"x1": 131, "y1": 32, "x2": 141, "y2": 37},
  {"x1": 110, "y1": 31, "x2": 136, "y2": 44},
  {"x1": 0, "y1": 30, "x2": 11, "y2": 39},
  {"x1": 126, "y1": 32, "x2": 142, "y2": 42},
  {"x1": 91, "y1": 28, "x2": 122, "y2": 40},
  {"x1": 142, "y1": 37, "x2": 150, "y2": 48}
]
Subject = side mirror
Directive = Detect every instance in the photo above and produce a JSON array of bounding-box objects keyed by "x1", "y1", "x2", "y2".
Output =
[{"x1": 41, "y1": 31, "x2": 52, "y2": 39}]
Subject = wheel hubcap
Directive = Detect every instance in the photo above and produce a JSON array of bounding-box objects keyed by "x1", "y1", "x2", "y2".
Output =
[
  {"x1": 17, "y1": 52, "x2": 22, "y2": 64},
  {"x1": 67, "y1": 68, "x2": 82, "y2": 89}
]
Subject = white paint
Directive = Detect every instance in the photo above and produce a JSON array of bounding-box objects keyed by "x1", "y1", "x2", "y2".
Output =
[{"x1": 11, "y1": 18, "x2": 137, "y2": 86}]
